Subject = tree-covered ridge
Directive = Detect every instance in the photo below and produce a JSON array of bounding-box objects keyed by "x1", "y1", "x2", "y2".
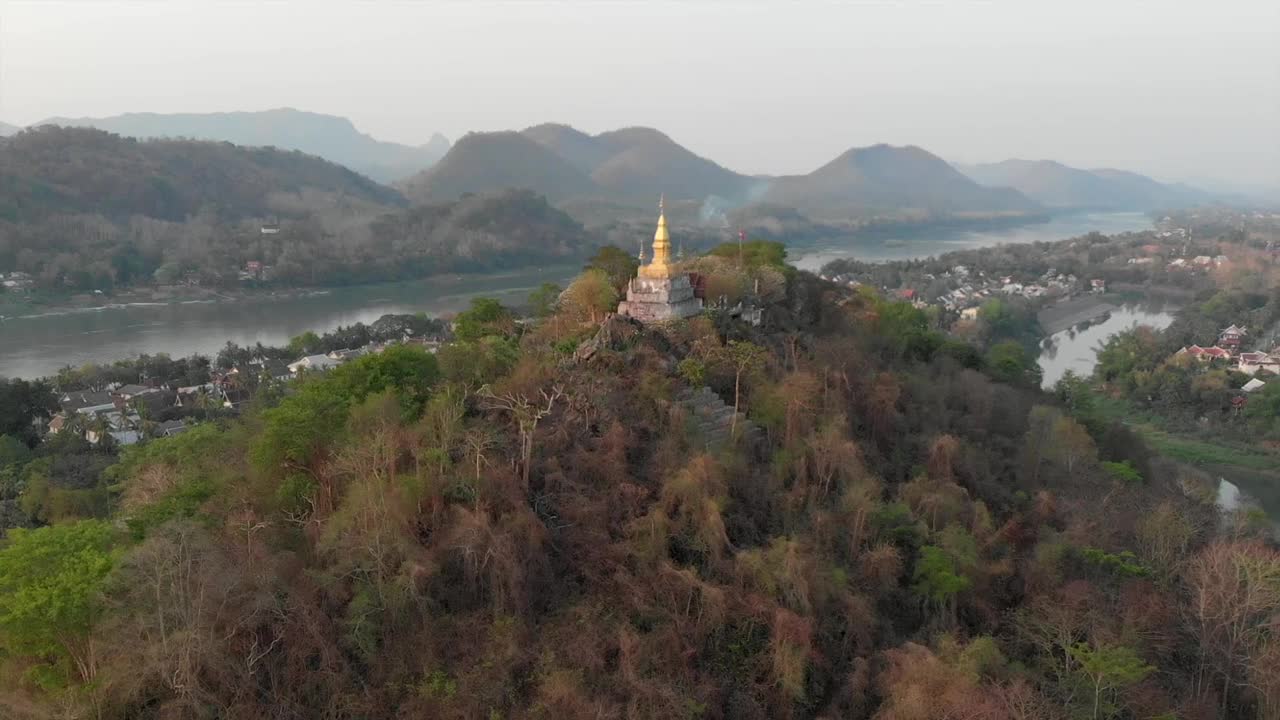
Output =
[
  {"x1": 0, "y1": 257, "x2": 1277, "y2": 719},
  {"x1": 0, "y1": 125, "x2": 405, "y2": 223},
  {"x1": 1, "y1": 175, "x2": 592, "y2": 292},
  {"x1": 33, "y1": 108, "x2": 451, "y2": 183}
]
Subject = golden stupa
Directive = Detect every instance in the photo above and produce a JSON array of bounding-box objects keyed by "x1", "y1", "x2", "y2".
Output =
[
  {"x1": 618, "y1": 195, "x2": 703, "y2": 323},
  {"x1": 638, "y1": 195, "x2": 673, "y2": 279}
]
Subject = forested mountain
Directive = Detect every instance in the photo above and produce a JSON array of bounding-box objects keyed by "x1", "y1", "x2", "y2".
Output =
[
  {"x1": 520, "y1": 123, "x2": 617, "y2": 174},
  {"x1": 35, "y1": 108, "x2": 450, "y2": 182},
  {"x1": 959, "y1": 158, "x2": 1210, "y2": 210},
  {"x1": 765, "y1": 144, "x2": 1041, "y2": 218},
  {"x1": 400, "y1": 131, "x2": 600, "y2": 204},
  {"x1": 522, "y1": 123, "x2": 757, "y2": 202},
  {"x1": 0, "y1": 121, "x2": 19, "y2": 137},
  {"x1": 0, "y1": 125, "x2": 405, "y2": 224}
]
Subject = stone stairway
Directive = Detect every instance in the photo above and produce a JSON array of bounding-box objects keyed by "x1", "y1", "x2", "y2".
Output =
[{"x1": 676, "y1": 386, "x2": 761, "y2": 449}]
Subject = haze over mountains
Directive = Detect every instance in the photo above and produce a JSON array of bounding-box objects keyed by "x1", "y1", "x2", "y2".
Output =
[
  {"x1": 0, "y1": 125, "x2": 404, "y2": 223},
  {"x1": 29, "y1": 108, "x2": 450, "y2": 183},
  {"x1": 404, "y1": 124, "x2": 1050, "y2": 222},
  {"x1": 765, "y1": 145, "x2": 1040, "y2": 218},
  {"x1": 4, "y1": 108, "x2": 1218, "y2": 230},
  {"x1": 0, "y1": 121, "x2": 20, "y2": 137},
  {"x1": 958, "y1": 159, "x2": 1213, "y2": 211},
  {"x1": 0, "y1": 126, "x2": 592, "y2": 290}
]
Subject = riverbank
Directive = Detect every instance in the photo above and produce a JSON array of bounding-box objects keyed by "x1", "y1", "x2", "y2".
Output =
[
  {"x1": 1094, "y1": 395, "x2": 1280, "y2": 529},
  {"x1": 792, "y1": 210, "x2": 1152, "y2": 270},
  {"x1": 0, "y1": 265, "x2": 579, "y2": 322},
  {"x1": 0, "y1": 283, "x2": 345, "y2": 320},
  {"x1": 0, "y1": 264, "x2": 582, "y2": 379},
  {"x1": 1037, "y1": 295, "x2": 1121, "y2": 335}
]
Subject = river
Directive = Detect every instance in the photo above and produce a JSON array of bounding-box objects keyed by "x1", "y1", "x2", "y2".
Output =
[
  {"x1": 0, "y1": 211, "x2": 1152, "y2": 380},
  {"x1": 1033, "y1": 301, "x2": 1280, "y2": 535},
  {"x1": 0, "y1": 265, "x2": 580, "y2": 379},
  {"x1": 1037, "y1": 303, "x2": 1179, "y2": 388},
  {"x1": 790, "y1": 211, "x2": 1151, "y2": 271}
]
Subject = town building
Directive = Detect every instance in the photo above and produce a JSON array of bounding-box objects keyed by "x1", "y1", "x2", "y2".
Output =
[
  {"x1": 288, "y1": 354, "x2": 343, "y2": 374},
  {"x1": 1237, "y1": 351, "x2": 1280, "y2": 376},
  {"x1": 60, "y1": 390, "x2": 116, "y2": 416},
  {"x1": 617, "y1": 196, "x2": 703, "y2": 323},
  {"x1": 1177, "y1": 345, "x2": 1232, "y2": 361},
  {"x1": 1218, "y1": 324, "x2": 1247, "y2": 349}
]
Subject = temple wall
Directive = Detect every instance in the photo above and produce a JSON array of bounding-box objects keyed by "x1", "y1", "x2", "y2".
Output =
[{"x1": 619, "y1": 274, "x2": 703, "y2": 322}]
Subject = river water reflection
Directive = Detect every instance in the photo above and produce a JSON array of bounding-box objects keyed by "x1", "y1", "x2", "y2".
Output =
[{"x1": 1037, "y1": 303, "x2": 1179, "y2": 389}]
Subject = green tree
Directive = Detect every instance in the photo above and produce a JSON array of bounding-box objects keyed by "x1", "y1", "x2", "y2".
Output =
[
  {"x1": 1053, "y1": 370, "x2": 1116, "y2": 439},
  {"x1": 978, "y1": 296, "x2": 1040, "y2": 344},
  {"x1": 1093, "y1": 327, "x2": 1161, "y2": 384},
  {"x1": 0, "y1": 520, "x2": 115, "y2": 689},
  {"x1": 1069, "y1": 641, "x2": 1154, "y2": 719},
  {"x1": 586, "y1": 245, "x2": 640, "y2": 291},
  {"x1": 527, "y1": 282, "x2": 562, "y2": 319},
  {"x1": 709, "y1": 239, "x2": 787, "y2": 269},
  {"x1": 878, "y1": 300, "x2": 940, "y2": 360},
  {"x1": 0, "y1": 434, "x2": 31, "y2": 468},
  {"x1": 1244, "y1": 381, "x2": 1280, "y2": 436},
  {"x1": 986, "y1": 340, "x2": 1042, "y2": 387},
  {"x1": 560, "y1": 269, "x2": 618, "y2": 323},
  {"x1": 453, "y1": 297, "x2": 516, "y2": 342},
  {"x1": 253, "y1": 346, "x2": 439, "y2": 476},
  {"x1": 912, "y1": 544, "x2": 971, "y2": 622},
  {"x1": 0, "y1": 377, "x2": 57, "y2": 446},
  {"x1": 287, "y1": 330, "x2": 321, "y2": 357},
  {"x1": 437, "y1": 336, "x2": 519, "y2": 386},
  {"x1": 710, "y1": 340, "x2": 767, "y2": 438}
]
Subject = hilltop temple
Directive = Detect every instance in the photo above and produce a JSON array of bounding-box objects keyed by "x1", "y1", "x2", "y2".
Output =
[{"x1": 617, "y1": 198, "x2": 703, "y2": 323}]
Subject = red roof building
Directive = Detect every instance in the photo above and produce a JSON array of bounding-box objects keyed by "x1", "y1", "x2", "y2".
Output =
[{"x1": 1178, "y1": 345, "x2": 1232, "y2": 361}]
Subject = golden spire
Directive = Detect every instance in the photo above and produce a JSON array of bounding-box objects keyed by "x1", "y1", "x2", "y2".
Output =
[{"x1": 640, "y1": 193, "x2": 672, "y2": 279}]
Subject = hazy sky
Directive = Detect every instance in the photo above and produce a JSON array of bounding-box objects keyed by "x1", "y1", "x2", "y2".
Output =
[{"x1": 2, "y1": 0, "x2": 1277, "y2": 190}]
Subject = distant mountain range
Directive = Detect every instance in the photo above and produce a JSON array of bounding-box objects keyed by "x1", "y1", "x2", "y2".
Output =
[
  {"x1": 957, "y1": 159, "x2": 1211, "y2": 211},
  {"x1": 31, "y1": 108, "x2": 449, "y2": 183},
  {"x1": 404, "y1": 124, "x2": 1039, "y2": 222},
  {"x1": 0, "y1": 121, "x2": 20, "y2": 137},
  {"x1": 7, "y1": 107, "x2": 1220, "y2": 229},
  {"x1": 0, "y1": 125, "x2": 404, "y2": 223}
]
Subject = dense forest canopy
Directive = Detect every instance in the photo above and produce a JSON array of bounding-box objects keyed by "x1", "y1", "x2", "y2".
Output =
[{"x1": 1, "y1": 245, "x2": 1277, "y2": 719}]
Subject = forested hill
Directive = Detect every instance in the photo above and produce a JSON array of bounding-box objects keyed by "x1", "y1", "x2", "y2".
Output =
[
  {"x1": 764, "y1": 144, "x2": 1041, "y2": 218},
  {"x1": 0, "y1": 125, "x2": 406, "y2": 224},
  {"x1": 0, "y1": 127, "x2": 599, "y2": 291},
  {"x1": 400, "y1": 130, "x2": 599, "y2": 204},
  {"x1": 34, "y1": 108, "x2": 450, "y2": 182},
  {"x1": 523, "y1": 123, "x2": 757, "y2": 202},
  {"x1": 1, "y1": 250, "x2": 1272, "y2": 718}
]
